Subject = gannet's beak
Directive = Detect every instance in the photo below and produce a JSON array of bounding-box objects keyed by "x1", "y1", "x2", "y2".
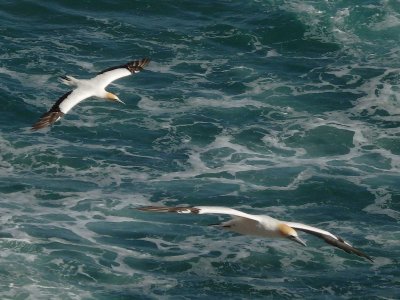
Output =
[
  {"x1": 289, "y1": 235, "x2": 307, "y2": 247},
  {"x1": 115, "y1": 97, "x2": 125, "y2": 105}
]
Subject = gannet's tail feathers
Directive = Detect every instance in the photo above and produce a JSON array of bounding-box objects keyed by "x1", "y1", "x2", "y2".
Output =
[{"x1": 59, "y1": 75, "x2": 80, "y2": 87}]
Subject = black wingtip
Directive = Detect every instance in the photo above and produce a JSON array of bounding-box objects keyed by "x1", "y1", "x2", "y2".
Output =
[
  {"x1": 137, "y1": 206, "x2": 170, "y2": 212},
  {"x1": 137, "y1": 206, "x2": 200, "y2": 214},
  {"x1": 126, "y1": 58, "x2": 151, "y2": 73},
  {"x1": 326, "y1": 236, "x2": 373, "y2": 262},
  {"x1": 97, "y1": 57, "x2": 151, "y2": 75},
  {"x1": 291, "y1": 227, "x2": 374, "y2": 262},
  {"x1": 31, "y1": 121, "x2": 50, "y2": 131},
  {"x1": 31, "y1": 111, "x2": 64, "y2": 131},
  {"x1": 360, "y1": 252, "x2": 374, "y2": 263}
]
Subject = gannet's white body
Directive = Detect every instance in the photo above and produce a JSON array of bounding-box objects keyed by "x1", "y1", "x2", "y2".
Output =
[
  {"x1": 138, "y1": 205, "x2": 373, "y2": 261},
  {"x1": 32, "y1": 58, "x2": 150, "y2": 130}
]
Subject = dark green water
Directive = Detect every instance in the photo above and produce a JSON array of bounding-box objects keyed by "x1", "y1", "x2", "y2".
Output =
[{"x1": 0, "y1": 0, "x2": 399, "y2": 299}]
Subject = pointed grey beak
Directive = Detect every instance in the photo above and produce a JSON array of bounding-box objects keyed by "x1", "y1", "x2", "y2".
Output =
[
  {"x1": 289, "y1": 235, "x2": 307, "y2": 247},
  {"x1": 115, "y1": 98, "x2": 125, "y2": 105}
]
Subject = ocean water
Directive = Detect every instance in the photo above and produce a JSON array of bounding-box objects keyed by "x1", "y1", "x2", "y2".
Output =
[{"x1": 0, "y1": 0, "x2": 399, "y2": 298}]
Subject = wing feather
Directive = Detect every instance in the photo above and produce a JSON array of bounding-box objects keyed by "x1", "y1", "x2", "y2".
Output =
[
  {"x1": 138, "y1": 205, "x2": 259, "y2": 221},
  {"x1": 31, "y1": 89, "x2": 91, "y2": 130},
  {"x1": 285, "y1": 222, "x2": 373, "y2": 261},
  {"x1": 94, "y1": 58, "x2": 150, "y2": 88},
  {"x1": 31, "y1": 91, "x2": 74, "y2": 130},
  {"x1": 31, "y1": 111, "x2": 64, "y2": 131}
]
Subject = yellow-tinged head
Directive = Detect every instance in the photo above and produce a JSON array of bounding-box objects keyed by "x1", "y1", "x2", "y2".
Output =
[
  {"x1": 278, "y1": 223, "x2": 307, "y2": 246},
  {"x1": 106, "y1": 92, "x2": 125, "y2": 104}
]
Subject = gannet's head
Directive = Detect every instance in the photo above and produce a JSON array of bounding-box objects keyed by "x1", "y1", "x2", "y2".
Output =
[
  {"x1": 278, "y1": 223, "x2": 306, "y2": 246},
  {"x1": 106, "y1": 92, "x2": 125, "y2": 105}
]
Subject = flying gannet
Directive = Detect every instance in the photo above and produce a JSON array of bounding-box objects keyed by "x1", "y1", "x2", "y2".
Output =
[
  {"x1": 31, "y1": 58, "x2": 150, "y2": 130},
  {"x1": 138, "y1": 205, "x2": 373, "y2": 261}
]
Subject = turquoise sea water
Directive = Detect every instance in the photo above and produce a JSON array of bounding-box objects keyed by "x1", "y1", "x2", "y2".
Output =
[{"x1": 1, "y1": 0, "x2": 400, "y2": 298}]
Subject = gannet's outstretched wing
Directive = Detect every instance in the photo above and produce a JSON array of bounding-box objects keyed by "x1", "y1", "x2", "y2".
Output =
[
  {"x1": 138, "y1": 205, "x2": 259, "y2": 221},
  {"x1": 285, "y1": 222, "x2": 373, "y2": 261},
  {"x1": 94, "y1": 58, "x2": 150, "y2": 88},
  {"x1": 32, "y1": 91, "x2": 71, "y2": 130}
]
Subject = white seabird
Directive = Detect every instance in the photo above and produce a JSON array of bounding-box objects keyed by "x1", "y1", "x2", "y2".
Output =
[
  {"x1": 31, "y1": 58, "x2": 150, "y2": 130},
  {"x1": 138, "y1": 205, "x2": 373, "y2": 261}
]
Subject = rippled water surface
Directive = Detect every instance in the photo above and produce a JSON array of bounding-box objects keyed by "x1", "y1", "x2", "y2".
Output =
[{"x1": 1, "y1": 0, "x2": 399, "y2": 299}]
